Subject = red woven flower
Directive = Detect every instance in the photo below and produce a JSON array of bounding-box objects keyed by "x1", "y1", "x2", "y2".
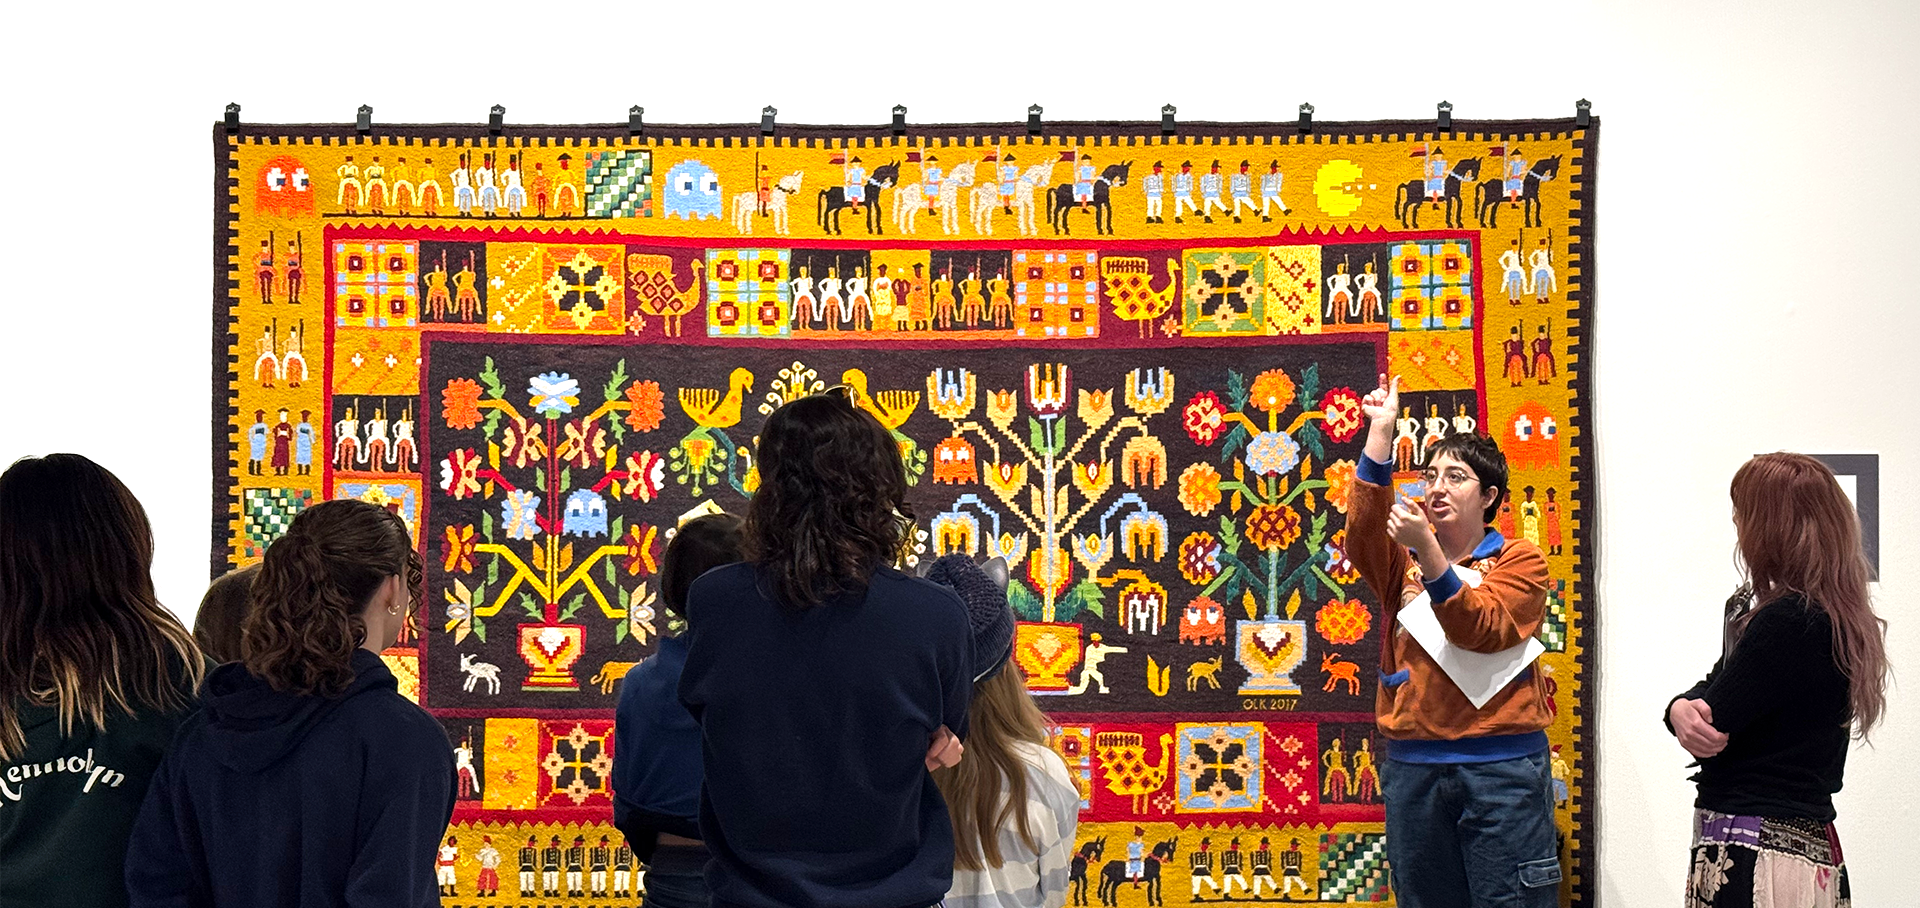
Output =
[
  {"x1": 1183, "y1": 391, "x2": 1228, "y2": 446},
  {"x1": 1320, "y1": 387, "x2": 1363, "y2": 443}
]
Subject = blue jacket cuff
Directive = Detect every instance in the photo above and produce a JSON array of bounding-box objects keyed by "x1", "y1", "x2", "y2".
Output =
[
  {"x1": 1423, "y1": 565, "x2": 1464, "y2": 604},
  {"x1": 1358, "y1": 454, "x2": 1394, "y2": 487}
]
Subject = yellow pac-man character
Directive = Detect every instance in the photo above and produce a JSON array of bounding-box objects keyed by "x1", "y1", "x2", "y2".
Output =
[{"x1": 1314, "y1": 159, "x2": 1366, "y2": 217}]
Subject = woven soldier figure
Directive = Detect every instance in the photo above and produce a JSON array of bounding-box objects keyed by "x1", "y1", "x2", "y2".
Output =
[
  {"x1": 565, "y1": 835, "x2": 587, "y2": 897},
  {"x1": 590, "y1": 835, "x2": 612, "y2": 897},
  {"x1": 1220, "y1": 837, "x2": 1249, "y2": 897},
  {"x1": 518, "y1": 836, "x2": 539, "y2": 897},
  {"x1": 613, "y1": 837, "x2": 635, "y2": 897},
  {"x1": 1190, "y1": 835, "x2": 1221, "y2": 897},
  {"x1": 1248, "y1": 836, "x2": 1277, "y2": 897},
  {"x1": 540, "y1": 836, "x2": 563, "y2": 896},
  {"x1": 1281, "y1": 838, "x2": 1313, "y2": 898}
]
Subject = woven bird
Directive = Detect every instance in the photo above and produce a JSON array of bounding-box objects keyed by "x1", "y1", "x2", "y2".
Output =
[
  {"x1": 840, "y1": 368, "x2": 921, "y2": 430},
  {"x1": 678, "y1": 367, "x2": 754, "y2": 429}
]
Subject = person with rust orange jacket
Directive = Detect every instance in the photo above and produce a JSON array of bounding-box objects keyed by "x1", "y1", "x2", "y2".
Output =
[{"x1": 1347, "y1": 373, "x2": 1559, "y2": 908}]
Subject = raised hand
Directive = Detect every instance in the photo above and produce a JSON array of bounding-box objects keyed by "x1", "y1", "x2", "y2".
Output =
[{"x1": 1361, "y1": 373, "x2": 1402, "y2": 464}]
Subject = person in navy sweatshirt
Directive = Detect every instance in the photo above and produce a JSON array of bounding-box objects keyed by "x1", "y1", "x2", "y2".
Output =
[
  {"x1": 614, "y1": 511, "x2": 746, "y2": 908},
  {"x1": 125, "y1": 499, "x2": 455, "y2": 908},
  {"x1": 679, "y1": 389, "x2": 973, "y2": 908}
]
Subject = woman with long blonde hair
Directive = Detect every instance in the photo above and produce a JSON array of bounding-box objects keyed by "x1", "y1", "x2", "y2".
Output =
[
  {"x1": 0, "y1": 454, "x2": 206, "y2": 908},
  {"x1": 927, "y1": 556, "x2": 1081, "y2": 908},
  {"x1": 1666, "y1": 452, "x2": 1889, "y2": 908}
]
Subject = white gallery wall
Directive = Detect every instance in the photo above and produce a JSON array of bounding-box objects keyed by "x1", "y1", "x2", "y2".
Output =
[{"x1": 1, "y1": 0, "x2": 1914, "y2": 901}]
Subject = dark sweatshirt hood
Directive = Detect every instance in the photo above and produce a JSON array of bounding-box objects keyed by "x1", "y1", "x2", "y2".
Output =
[{"x1": 197, "y1": 649, "x2": 398, "y2": 773}]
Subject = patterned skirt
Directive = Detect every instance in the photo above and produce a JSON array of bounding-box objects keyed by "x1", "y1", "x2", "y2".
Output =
[{"x1": 1688, "y1": 809, "x2": 1850, "y2": 908}]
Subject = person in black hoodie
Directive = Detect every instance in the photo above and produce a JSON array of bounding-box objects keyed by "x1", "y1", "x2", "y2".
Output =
[
  {"x1": 0, "y1": 454, "x2": 208, "y2": 908},
  {"x1": 679, "y1": 390, "x2": 972, "y2": 908},
  {"x1": 125, "y1": 499, "x2": 455, "y2": 908}
]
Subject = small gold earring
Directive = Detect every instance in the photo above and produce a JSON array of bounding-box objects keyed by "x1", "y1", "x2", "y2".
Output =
[{"x1": 387, "y1": 603, "x2": 401, "y2": 616}]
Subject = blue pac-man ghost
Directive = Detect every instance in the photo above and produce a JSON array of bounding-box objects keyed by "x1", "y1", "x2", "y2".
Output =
[
  {"x1": 662, "y1": 159, "x2": 722, "y2": 220},
  {"x1": 562, "y1": 489, "x2": 609, "y2": 538}
]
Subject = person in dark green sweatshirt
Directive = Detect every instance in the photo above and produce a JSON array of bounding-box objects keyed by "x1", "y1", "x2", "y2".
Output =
[
  {"x1": 125, "y1": 499, "x2": 454, "y2": 908},
  {"x1": 0, "y1": 454, "x2": 208, "y2": 908}
]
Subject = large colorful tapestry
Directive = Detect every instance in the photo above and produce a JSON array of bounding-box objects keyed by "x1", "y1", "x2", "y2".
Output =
[{"x1": 215, "y1": 114, "x2": 1598, "y2": 906}]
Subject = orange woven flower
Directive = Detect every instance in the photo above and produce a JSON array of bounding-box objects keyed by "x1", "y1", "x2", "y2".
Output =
[
  {"x1": 1248, "y1": 369, "x2": 1296, "y2": 415},
  {"x1": 1178, "y1": 462, "x2": 1222, "y2": 516},
  {"x1": 1245, "y1": 504, "x2": 1302, "y2": 552},
  {"x1": 1315, "y1": 598, "x2": 1372, "y2": 645},
  {"x1": 441, "y1": 378, "x2": 482, "y2": 430},
  {"x1": 1323, "y1": 459, "x2": 1357, "y2": 514},
  {"x1": 624, "y1": 380, "x2": 665, "y2": 432}
]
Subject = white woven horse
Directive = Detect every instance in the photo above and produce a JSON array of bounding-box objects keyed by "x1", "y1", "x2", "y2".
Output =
[
  {"x1": 936, "y1": 161, "x2": 977, "y2": 236},
  {"x1": 732, "y1": 170, "x2": 804, "y2": 236},
  {"x1": 971, "y1": 162, "x2": 1056, "y2": 236}
]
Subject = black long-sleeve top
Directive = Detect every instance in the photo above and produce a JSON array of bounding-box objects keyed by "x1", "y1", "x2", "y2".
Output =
[{"x1": 1665, "y1": 595, "x2": 1852, "y2": 821}]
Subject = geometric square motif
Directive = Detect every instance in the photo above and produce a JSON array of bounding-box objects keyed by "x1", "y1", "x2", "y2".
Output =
[
  {"x1": 541, "y1": 246, "x2": 625, "y2": 334},
  {"x1": 540, "y1": 720, "x2": 615, "y2": 807},
  {"x1": 1175, "y1": 722, "x2": 1263, "y2": 812},
  {"x1": 240, "y1": 487, "x2": 313, "y2": 557},
  {"x1": 1317, "y1": 831, "x2": 1391, "y2": 901},
  {"x1": 1262, "y1": 245, "x2": 1321, "y2": 335},
  {"x1": 487, "y1": 243, "x2": 545, "y2": 334},
  {"x1": 1540, "y1": 578, "x2": 1570, "y2": 652},
  {"x1": 332, "y1": 240, "x2": 418, "y2": 328},
  {"x1": 1388, "y1": 240, "x2": 1473, "y2": 331},
  {"x1": 483, "y1": 717, "x2": 541, "y2": 810},
  {"x1": 1012, "y1": 249, "x2": 1099, "y2": 338},
  {"x1": 1389, "y1": 330, "x2": 1477, "y2": 391},
  {"x1": 706, "y1": 248, "x2": 791, "y2": 337},
  {"x1": 583, "y1": 150, "x2": 653, "y2": 219},
  {"x1": 1183, "y1": 248, "x2": 1265, "y2": 335},
  {"x1": 1046, "y1": 725, "x2": 1094, "y2": 811}
]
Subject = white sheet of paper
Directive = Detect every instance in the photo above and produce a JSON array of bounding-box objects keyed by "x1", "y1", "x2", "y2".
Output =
[{"x1": 1396, "y1": 565, "x2": 1546, "y2": 709}]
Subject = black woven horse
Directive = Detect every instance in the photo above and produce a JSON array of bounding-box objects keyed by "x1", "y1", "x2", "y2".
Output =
[
  {"x1": 818, "y1": 161, "x2": 899, "y2": 235},
  {"x1": 1395, "y1": 157, "x2": 1482, "y2": 229},
  {"x1": 1474, "y1": 154, "x2": 1561, "y2": 229},
  {"x1": 1067, "y1": 836, "x2": 1106, "y2": 905},
  {"x1": 1048, "y1": 162, "x2": 1131, "y2": 236},
  {"x1": 1097, "y1": 837, "x2": 1177, "y2": 906}
]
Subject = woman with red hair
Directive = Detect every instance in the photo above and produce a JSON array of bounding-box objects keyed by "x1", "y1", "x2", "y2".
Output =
[{"x1": 1666, "y1": 452, "x2": 1889, "y2": 908}]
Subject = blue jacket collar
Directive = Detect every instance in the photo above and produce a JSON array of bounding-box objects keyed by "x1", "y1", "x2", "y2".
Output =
[{"x1": 1472, "y1": 528, "x2": 1506, "y2": 560}]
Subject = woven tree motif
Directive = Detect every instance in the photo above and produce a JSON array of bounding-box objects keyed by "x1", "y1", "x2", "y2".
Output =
[
  {"x1": 1176, "y1": 365, "x2": 1368, "y2": 695},
  {"x1": 924, "y1": 364, "x2": 1175, "y2": 623},
  {"x1": 434, "y1": 358, "x2": 670, "y2": 689}
]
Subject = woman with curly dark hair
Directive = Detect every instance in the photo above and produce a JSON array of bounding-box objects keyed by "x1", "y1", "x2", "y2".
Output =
[
  {"x1": 678, "y1": 390, "x2": 974, "y2": 908},
  {"x1": 0, "y1": 454, "x2": 206, "y2": 908},
  {"x1": 125, "y1": 499, "x2": 454, "y2": 907}
]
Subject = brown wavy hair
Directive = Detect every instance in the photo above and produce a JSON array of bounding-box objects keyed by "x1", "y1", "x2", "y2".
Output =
[
  {"x1": 0, "y1": 454, "x2": 204, "y2": 760},
  {"x1": 243, "y1": 499, "x2": 419, "y2": 698},
  {"x1": 744, "y1": 392, "x2": 914, "y2": 608},
  {"x1": 1730, "y1": 452, "x2": 1889, "y2": 738},
  {"x1": 932, "y1": 661, "x2": 1052, "y2": 870}
]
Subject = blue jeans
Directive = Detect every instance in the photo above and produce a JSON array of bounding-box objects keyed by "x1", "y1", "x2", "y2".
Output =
[{"x1": 1380, "y1": 751, "x2": 1562, "y2": 908}]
